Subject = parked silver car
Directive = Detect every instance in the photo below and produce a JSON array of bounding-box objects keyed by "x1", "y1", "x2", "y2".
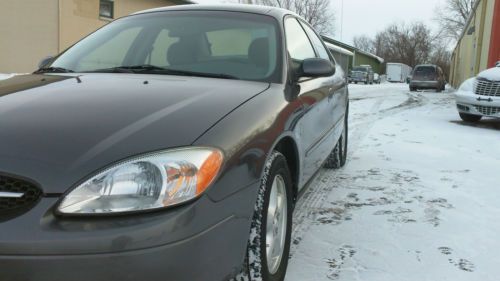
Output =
[
  {"x1": 455, "y1": 63, "x2": 500, "y2": 122},
  {"x1": 350, "y1": 65, "x2": 374, "y2": 84}
]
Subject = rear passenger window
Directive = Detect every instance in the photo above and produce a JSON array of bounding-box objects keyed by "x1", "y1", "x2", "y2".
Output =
[
  {"x1": 284, "y1": 18, "x2": 316, "y2": 61},
  {"x1": 299, "y1": 22, "x2": 330, "y2": 61}
]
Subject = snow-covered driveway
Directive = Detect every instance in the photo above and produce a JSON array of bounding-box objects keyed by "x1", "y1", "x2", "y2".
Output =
[{"x1": 287, "y1": 83, "x2": 500, "y2": 281}]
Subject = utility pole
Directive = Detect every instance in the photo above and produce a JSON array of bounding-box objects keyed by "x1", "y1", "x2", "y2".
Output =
[{"x1": 340, "y1": 0, "x2": 344, "y2": 41}]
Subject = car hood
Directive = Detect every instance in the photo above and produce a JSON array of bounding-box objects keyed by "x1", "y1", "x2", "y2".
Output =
[
  {"x1": 0, "y1": 74, "x2": 269, "y2": 194},
  {"x1": 477, "y1": 67, "x2": 500, "y2": 81}
]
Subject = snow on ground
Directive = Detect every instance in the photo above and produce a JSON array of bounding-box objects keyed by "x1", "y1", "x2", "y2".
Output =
[{"x1": 287, "y1": 83, "x2": 500, "y2": 281}]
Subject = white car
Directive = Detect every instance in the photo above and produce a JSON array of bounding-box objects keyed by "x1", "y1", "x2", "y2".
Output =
[{"x1": 455, "y1": 62, "x2": 500, "y2": 122}]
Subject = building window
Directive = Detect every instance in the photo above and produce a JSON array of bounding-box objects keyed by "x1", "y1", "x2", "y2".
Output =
[{"x1": 99, "y1": 0, "x2": 114, "y2": 19}]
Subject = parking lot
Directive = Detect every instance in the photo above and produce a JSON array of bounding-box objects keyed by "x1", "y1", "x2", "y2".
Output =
[{"x1": 287, "y1": 83, "x2": 500, "y2": 281}]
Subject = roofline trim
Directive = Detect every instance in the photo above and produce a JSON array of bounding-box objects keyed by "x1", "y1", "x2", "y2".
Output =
[{"x1": 322, "y1": 35, "x2": 384, "y2": 63}]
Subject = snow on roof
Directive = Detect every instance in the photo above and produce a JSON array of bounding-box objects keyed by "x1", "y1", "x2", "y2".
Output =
[
  {"x1": 355, "y1": 49, "x2": 384, "y2": 63},
  {"x1": 321, "y1": 35, "x2": 384, "y2": 63},
  {"x1": 0, "y1": 74, "x2": 15, "y2": 80},
  {"x1": 325, "y1": 42, "x2": 354, "y2": 57}
]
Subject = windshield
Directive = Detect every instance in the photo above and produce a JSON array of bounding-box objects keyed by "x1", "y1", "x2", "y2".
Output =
[
  {"x1": 353, "y1": 67, "x2": 368, "y2": 72},
  {"x1": 49, "y1": 11, "x2": 281, "y2": 83},
  {"x1": 414, "y1": 66, "x2": 436, "y2": 77}
]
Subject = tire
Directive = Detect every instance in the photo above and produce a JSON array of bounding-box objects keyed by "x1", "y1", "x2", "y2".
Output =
[
  {"x1": 235, "y1": 151, "x2": 293, "y2": 281},
  {"x1": 354, "y1": 81, "x2": 358, "y2": 84},
  {"x1": 459, "y1": 112, "x2": 482, "y2": 122},
  {"x1": 324, "y1": 106, "x2": 348, "y2": 169},
  {"x1": 436, "y1": 87, "x2": 442, "y2": 93}
]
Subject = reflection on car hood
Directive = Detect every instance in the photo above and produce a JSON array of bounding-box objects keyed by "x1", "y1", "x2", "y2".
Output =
[
  {"x1": 477, "y1": 67, "x2": 500, "y2": 81},
  {"x1": 0, "y1": 74, "x2": 269, "y2": 193}
]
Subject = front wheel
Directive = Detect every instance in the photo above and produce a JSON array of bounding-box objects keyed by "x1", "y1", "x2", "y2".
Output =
[
  {"x1": 236, "y1": 151, "x2": 293, "y2": 281},
  {"x1": 459, "y1": 112, "x2": 482, "y2": 122}
]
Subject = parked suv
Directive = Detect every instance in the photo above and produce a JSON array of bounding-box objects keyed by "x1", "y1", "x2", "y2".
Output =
[
  {"x1": 455, "y1": 63, "x2": 500, "y2": 122},
  {"x1": 409, "y1": 64, "x2": 446, "y2": 92},
  {"x1": 351, "y1": 65, "x2": 374, "y2": 84}
]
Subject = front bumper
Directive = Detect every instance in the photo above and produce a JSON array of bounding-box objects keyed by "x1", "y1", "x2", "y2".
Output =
[
  {"x1": 0, "y1": 182, "x2": 259, "y2": 281},
  {"x1": 352, "y1": 77, "x2": 367, "y2": 82},
  {"x1": 455, "y1": 90, "x2": 500, "y2": 118},
  {"x1": 410, "y1": 80, "x2": 439, "y2": 89}
]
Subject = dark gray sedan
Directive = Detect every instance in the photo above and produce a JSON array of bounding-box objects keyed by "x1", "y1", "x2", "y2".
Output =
[{"x1": 0, "y1": 4, "x2": 348, "y2": 281}]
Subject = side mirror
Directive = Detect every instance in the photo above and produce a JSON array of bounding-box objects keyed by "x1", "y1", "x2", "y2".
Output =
[
  {"x1": 301, "y1": 58, "x2": 335, "y2": 78},
  {"x1": 38, "y1": 56, "x2": 54, "y2": 69}
]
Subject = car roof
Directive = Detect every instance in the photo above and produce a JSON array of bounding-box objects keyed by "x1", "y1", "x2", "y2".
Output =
[{"x1": 133, "y1": 4, "x2": 298, "y2": 19}]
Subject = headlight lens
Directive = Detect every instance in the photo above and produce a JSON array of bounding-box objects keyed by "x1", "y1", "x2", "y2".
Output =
[{"x1": 58, "y1": 147, "x2": 223, "y2": 215}]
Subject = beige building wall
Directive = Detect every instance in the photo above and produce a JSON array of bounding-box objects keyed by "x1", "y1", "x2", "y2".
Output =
[
  {"x1": 450, "y1": 0, "x2": 496, "y2": 88},
  {"x1": 59, "y1": 0, "x2": 177, "y2": 52},
  {"x1": 0, "y1": 0, "x2": 181, "y2": 73},
  {"x1": 0, "y1": 0, "x2": 59, "y2": 73}
]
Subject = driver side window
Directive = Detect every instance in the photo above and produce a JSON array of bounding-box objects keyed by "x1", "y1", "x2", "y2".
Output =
[{"x1": 284, "y1": 18, "x2": 316, "y2": 62}]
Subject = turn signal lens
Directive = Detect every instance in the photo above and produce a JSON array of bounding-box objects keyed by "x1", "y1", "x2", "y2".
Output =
[{"x1": 58, "y1": 148, "x2": 223, "y2": 215}]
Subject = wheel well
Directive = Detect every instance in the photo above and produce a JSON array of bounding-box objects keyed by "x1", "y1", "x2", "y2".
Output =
[{"x1": 274, "y1": 137, "x2": 299, "y2": 202}]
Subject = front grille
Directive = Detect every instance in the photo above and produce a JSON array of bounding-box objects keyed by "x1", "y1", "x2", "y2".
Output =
[
  {"x1": 474, "y1": 79, "x2": 500, "y2": 97},
  {"x1": 474, "y1": 105, "x2": 500, "y2": 116},
  {"x1": 0, "y1": 175, "x2": 42, "y2": 220}
]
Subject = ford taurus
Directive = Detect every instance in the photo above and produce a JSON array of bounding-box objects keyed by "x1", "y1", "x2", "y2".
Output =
[{"x1": 0, "y1": 5, "x2": 348, "y2": 281}]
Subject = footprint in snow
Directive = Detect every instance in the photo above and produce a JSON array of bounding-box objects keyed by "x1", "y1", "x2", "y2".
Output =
[
  {"x1": 325, "y1": 245, "x2": 356, "y2": 280},
  {"x1": 437, "y1": 247, "x2": 475, "y2": 272}
]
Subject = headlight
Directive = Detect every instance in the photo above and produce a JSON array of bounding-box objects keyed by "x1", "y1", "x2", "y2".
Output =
[
  {"x1": 58, "y1": 147, "x2": 223, "y2": 215},
  {"x1": 459, "y1": 77, "x2": 475, "y2": 92}
]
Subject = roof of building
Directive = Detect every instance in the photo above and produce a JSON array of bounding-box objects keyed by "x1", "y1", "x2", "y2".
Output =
[
  {"x1": 322, "y1": 35, "x2": 384, "y2": 64},
  {"x1": 324, "y1": 42, "x2": 354, "y2": 57}
]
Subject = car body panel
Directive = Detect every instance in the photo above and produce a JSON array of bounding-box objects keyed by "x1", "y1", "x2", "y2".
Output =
[
  {"x1": 0, "y1": 74, "x2": 269, "y2": 194},
  {"x1": 0, "y1": 184, "x2": 258, "y2": 281}
]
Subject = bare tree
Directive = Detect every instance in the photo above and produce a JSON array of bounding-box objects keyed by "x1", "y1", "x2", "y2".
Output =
[
  {"x1": 353, "y1": 35, "x2": 374, "y2": 53},
  {"x1": 431, "y1": 40, "x2": 453, "y2": 79},
  {"x1": 435, "y1": 0, "x2": 475, "y2": 41},
  {"x1": 237, "y1": 0, "x2": 335, "y2": 35},
  {"x1": 371, "y1": 22, "x2": 434, "y2": 67}
]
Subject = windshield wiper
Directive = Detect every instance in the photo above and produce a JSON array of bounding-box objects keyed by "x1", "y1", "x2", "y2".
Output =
[
  {"x1": 35, "y1": 67, "x2": 74, "y2": 74},
  {"x1": 86, "y1": 65, "x2": 171, "y2": 74},
  {"x1": 155, "y1": 68, "x2": 240, "y2": 80},
  {"x1": 85, "y1": 65, "x2": 239, "y2": 80}
]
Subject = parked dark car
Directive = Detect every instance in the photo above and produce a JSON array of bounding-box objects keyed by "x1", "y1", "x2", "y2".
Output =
[
  {"x1": 0, "y1": 5, "x2": 349, "y2": 281},
  {"x1": 409, "y1": 64, "x2": 446, "y2": 92}
]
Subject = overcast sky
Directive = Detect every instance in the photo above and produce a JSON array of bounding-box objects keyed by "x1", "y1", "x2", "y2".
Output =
[{"x1": 193, "y1": 0, "x2": 448, "y2": 45}]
